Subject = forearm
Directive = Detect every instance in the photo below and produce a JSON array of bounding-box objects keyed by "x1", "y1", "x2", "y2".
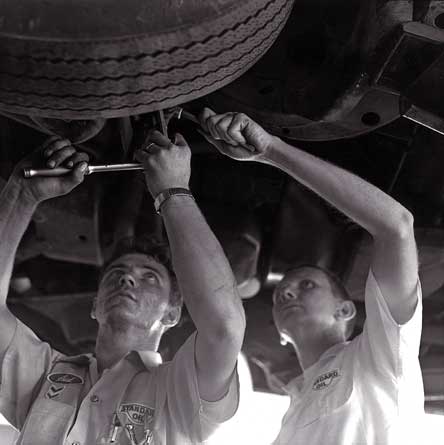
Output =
[
  {"x1": 0, "y1": 178, "x2": 37, "y2": 305},
  {"x1": 263, "y1": 137, "x2": 413, "y2": 238},
  {"x1": 161, "y1": 195, "x2": 245, "y2": 339}
]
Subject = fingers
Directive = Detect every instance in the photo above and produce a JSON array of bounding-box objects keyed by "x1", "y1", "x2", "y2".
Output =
[
  {"x1": 197, "y1": 129, "x2": 253, "y2": 160},
  {"x1": 50, "y1": 161, "x2": 88, "y2": 195},
  {"x1": 206, "y1": 114, "x2": 226, "y2": 140},
  {"x1": 227, "y1": 113, "x2": 249, "y2": 147},
  {"x1": 42, "y1": 138, "x2": 70, "y2": 156},
  {"x1": 39, "y1": 135, "x2": 62, "y2": 153},
  {"x1": 200, "y1": 108, "x2": 249, "y2": 146},
  {"x1": 140, "y1": 131, "x2": 189, "y2": 157},
  {"x1": 42, "y1": 137, "x2": 90, "y2": 169},
  {"x1": 46, "y1": 145, "x2": 76, "y2": 168},
  {"x1": 142, "y1": 142, "x2": 161, "y2": 157},
  {"x1": 173, "y1": 133, "x2": 188, "y2": 147},
  {"x1": 215, "y1": 115, "x2": 240, "y2": 146},
  {"x1": 65, "y1": 152, "x2": 90, "y2": 168},
  {"x1": 136, "y1": 130, "x2": 191, "y2": 167},
  {"x1": 147, "y1": 130, "x2": 172, "y2": 148},
  {"x1": 202, "y1": 109, "x2": 229, "y2": 141},
  {"x1": 43, "y1": 137, "x2": 73, "y2": 167},
  {"x1": 65, "y1": 161, "x2": 89, "y2": 185},
  {"x1": 199, "y1": 107, "x2": 216, "y2": 131},
  {"x1": 135, "y1": 149, "x2": 151, "y2": 164},
  {"x1": 135, "y1": 143, "x2": 160, "y2": 165}
]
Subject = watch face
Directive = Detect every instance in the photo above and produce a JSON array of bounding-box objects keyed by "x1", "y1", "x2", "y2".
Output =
[{"x1": 154, "y1": 190, "x2": 172, "y2": 214}]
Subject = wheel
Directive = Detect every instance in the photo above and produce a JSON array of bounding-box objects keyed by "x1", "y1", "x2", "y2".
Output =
[{"x1": 0, "y1": 0, "x2": 295, "y2": 119}]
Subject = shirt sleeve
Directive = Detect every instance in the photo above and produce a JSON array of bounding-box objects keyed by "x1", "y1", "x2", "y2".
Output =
[
  {"x1": 166, "y1": 331, "x2": 240, "y2": 442},
  {"x1": 0, "y1": 318, "x2": 63, "y2": 429},
  {"x1": 357, "y1": 268, "x2": 423, "y2": 379}
]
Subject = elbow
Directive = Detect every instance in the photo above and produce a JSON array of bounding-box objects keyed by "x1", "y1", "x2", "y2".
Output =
[
  {"x1": 217, "y1": 322, "x2": 246, "y2": 352},
  {"x1": 231, "y1": 290, "x2": 247, "y2": 340},
  {"x1": 381, "y1": 208, "x2": 414, "y2": 240},
  {"x1": 203, "y1": 323, "x2": 245, "y2": 353},
  {"x1": 195, "y1": 280, "x2": 246, "y2": 347},
  {"x1": 218, "y1": 282, "x2": 247, "y2": 334},
  {"x1": 217, "y1": 307, "x2": 246, "y2": 346},
  {"x1": 394, "y1": 209, "x2": 415, "y2": 239},
  {"x1": 234, "y1": 305, "x2": 247, "y2": 340}
]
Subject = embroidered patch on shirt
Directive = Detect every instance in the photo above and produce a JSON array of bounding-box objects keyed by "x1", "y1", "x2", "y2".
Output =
[
  {"x1": 119, "y1": 403, "x2": 155, "y2": 426},
  {"x1": 47, "y1": 372, "x2": 84, "y2": 385},
  {"x1": 46, "y1": 384, "x2": 65, "y2": 399},
  {"x1": 312, "y1": 369, "x2": 341, "y2": 390}
]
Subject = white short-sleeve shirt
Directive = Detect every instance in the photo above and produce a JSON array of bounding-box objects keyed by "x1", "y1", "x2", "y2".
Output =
[
  {"x1": 273, "y1": 269, "x2": 424, "y2": 445},
  {"x1": 0, "y1": 323, "x2": 239, "y2": 445}
]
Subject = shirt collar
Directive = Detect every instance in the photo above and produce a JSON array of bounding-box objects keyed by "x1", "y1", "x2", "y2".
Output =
[
  {"x1": 132, "y1": 350, "x2": 163, "y2": 369},
  {"x1": 317, "y1": 341, "x2": 349, "y2": 362},
  {"x1": 58, "y1": 354, "x2": 92, "y2": 366},
  {"x1": 284, "y1": 341, "x2": 349, "y2": 395},
  {"x1": 89, "y1": 350, "x2": 163, "y2": 371}
]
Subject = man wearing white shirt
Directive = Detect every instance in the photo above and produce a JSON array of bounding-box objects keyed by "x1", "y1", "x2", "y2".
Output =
[
  {"x1": 0, "y1": 131, "x2": 245, "y2": 445},
  {"x1": 200, "y1": 108, "x2": 424, "y2": 444}
]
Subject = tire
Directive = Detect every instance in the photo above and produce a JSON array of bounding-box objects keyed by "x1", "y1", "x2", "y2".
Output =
[{"x1": 0, "y1": 0, "x2": 295, "y2": 119}]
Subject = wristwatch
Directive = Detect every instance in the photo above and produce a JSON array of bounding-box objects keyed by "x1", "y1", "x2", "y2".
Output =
[{"x1": 154, "y1": 188, "x2": 194, "y2": 214}]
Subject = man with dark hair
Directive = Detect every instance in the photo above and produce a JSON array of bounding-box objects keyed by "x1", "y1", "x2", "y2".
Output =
[
  {"x1": 278, "y1": 265, "x2": 357, "y2": 344},
  {"x1": 99, "y1": 235, "x2": 183, "y2": 318},
  {"x1": 0, "y1": 132, "x2": 245, "y2": 444},
  {"x1": 200, "y1": 109, "x2": 424, "y2": 444}
]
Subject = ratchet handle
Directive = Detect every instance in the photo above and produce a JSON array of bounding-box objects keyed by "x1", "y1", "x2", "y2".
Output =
[{"x1": 23, "y1": 167, "x2": 90, "y2": 178}]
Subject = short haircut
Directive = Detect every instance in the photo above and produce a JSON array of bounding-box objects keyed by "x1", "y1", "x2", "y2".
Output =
[
  {"x1": 285, "y1": 264, "x2": 356, "y2": 339},
  {"x1": 101, "y1": 236, "x2": 182, "y2": 309}
]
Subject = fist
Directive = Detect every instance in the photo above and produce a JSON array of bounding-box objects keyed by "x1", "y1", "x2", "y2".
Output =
[
  {"x1": 135, "y1": 131, "x2": 191, "y2": 198},
  {"x1": 199, "y1": 108, "x2": 275, "y2": 161},
  {"x1": 15, "y1": 136, "x2": 89, "y2": 203}
]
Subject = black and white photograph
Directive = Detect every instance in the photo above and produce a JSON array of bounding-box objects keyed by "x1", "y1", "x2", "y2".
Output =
[{"x1": 0, "y1": 1, "x2": 443, "y2": 444}]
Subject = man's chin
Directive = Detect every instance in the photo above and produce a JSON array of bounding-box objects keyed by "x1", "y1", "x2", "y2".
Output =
[
  {"x1": 103, "y1": 306, "x2": 136, "y2": 327},
  {"x1": 275, "y1": 313, "x2": 308, "y2": 334},
  {"x1": 276, "y1": 310, "x2": 301, "y2": 326}
]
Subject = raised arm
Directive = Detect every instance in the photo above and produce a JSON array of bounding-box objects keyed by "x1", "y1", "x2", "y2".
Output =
[
  {"x1": 200, "y1": 109, "x2": 418, "y2": 325},
  {"x1": 136, "y1": 131, "x2": 245, "y2": 403},
  {"x1": 0, "y1": 138, "x2": 88, "y2": 358}
]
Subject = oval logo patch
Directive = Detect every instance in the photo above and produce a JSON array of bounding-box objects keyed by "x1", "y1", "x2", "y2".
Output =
[
  {"x1": 47, "y1": 372, "x2": 84, "y2": 385},
  {"x1": 312, "y1": 369, "x2": 340, "y2": 391}
]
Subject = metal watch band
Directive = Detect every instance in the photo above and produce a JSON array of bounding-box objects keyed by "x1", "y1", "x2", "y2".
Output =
[{"x1": 153, "y1": 188, "x2": 194, "y2": 214}]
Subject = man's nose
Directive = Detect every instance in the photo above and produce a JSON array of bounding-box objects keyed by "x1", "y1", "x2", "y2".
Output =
[
  {"x1": 283, "y1": 289, "x2": 297, "y2": 300},
  {"x1": 277, "y1": 288, "x2": 297, "y2": 304},
  {"x1": 119, "y1": 273, "x2": 136, "y2": 288}
]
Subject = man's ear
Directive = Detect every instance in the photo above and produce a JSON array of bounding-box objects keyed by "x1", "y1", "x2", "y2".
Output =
[
  {"x1": 335, "y1": 300, "x2": 356, "y2": 322},
  {"x1": 161, "y1": 305, "x2": 182, "y2": 329},
  {"x1": 90, "y1": 298, "x2": 97, "y2": 320}
]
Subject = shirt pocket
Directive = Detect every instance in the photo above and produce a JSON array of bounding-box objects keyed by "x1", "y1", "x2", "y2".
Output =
[
  {"x1": 18, "y1": 398, "x2": 74, "y2": 445},
  {"x1": 286, "y1": 379, "x2": 353, "y2": 429}
]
